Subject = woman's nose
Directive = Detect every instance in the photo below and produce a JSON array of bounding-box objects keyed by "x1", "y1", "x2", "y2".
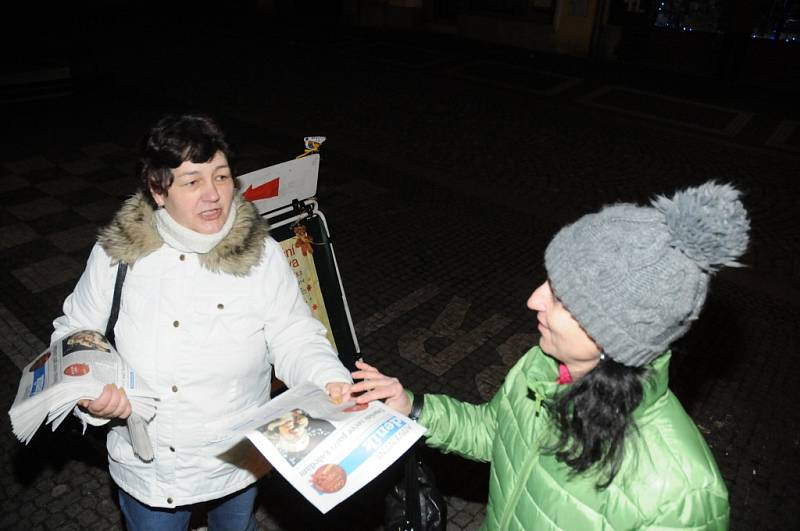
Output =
[
  {"x1": 202, "y1": 179, "x2": 220, "y2": 201},
  {"x1": 527, "y1": 281, "x2": 549, "y2": 311}
]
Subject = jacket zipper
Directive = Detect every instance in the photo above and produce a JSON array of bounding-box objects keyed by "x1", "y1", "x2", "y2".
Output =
[{"x1": 498, "y1": 390, "x2": 544, "y2": 530}]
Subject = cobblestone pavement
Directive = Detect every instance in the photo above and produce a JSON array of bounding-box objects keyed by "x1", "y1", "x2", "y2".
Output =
[{"x1": 1, "y1": 17, "x2": 798, "y2": 531}]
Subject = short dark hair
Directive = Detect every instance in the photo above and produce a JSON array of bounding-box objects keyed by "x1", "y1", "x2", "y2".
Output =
[{"x1": 139, "y1": 113, "x2": 233, "y2": 207}]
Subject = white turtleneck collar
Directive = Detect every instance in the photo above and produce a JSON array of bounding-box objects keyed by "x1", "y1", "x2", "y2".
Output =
[{"x1": 154, "y1": 202, "x2": 237, "y2": 254}]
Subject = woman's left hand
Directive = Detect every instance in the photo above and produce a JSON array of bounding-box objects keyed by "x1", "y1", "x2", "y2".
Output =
[{"x1": 78, "y1": 383, "x2": 132, "y2": 419}]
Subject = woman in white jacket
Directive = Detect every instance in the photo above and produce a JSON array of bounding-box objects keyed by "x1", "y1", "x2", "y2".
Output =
[{"x1": 53, "y1": 114, "x2": 353, "y2": 531}]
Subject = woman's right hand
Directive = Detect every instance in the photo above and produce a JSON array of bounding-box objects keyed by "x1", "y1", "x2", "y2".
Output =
[
  {"x1": 349, "y1": 359, "x2": 412, "y2": 416},
  {"x1": 78, "y1": 383, "x2": 132, "y2": 419}
]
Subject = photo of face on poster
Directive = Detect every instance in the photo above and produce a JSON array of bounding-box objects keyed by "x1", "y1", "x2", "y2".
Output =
[
  {"x1": 261, "y1": 408, "x2": 335, "y2": 466},
  {"x1": 62, "y1": 330, "x2": 111, "y2": 356},
  {"x1": 63, "y1": 363, "x2": 90, "y2": 377}
]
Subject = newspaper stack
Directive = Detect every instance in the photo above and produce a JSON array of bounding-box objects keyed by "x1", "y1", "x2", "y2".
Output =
[
  {"x1": 9, "y1": 329, "x2": 159, "y2": 460},
  {"x1": 209, "y1": 382, "x2": 425, "y2": 514}
]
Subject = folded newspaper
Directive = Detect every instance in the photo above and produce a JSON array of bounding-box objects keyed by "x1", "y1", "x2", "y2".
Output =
[
  {"x1": 217, "y1": 382, "x2": 425, "y2": 514},
  {"x1": 8, "y1": 330, "x2": 159, "y2": 460}
]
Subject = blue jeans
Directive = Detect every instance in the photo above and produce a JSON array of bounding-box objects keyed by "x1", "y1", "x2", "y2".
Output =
[{"x1": 118, "y1": 484, "x2": 258, "y2": 531}]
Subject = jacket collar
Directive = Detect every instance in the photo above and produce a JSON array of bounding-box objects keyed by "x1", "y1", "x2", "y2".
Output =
[
  {"x1": 97, "y1": 191, "x2": 269, "y2": 277},
  {"x1": 524, "y1": 348, "x2": 562, "y2": 398},
  {"x1": 525, "y1": 347, "x2": 671, "y2": 417}
]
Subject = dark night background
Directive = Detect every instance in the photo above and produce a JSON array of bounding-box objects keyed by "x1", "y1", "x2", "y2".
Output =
[{"x1": 1, "y1": 1, "x2": 798, "y2": 530}]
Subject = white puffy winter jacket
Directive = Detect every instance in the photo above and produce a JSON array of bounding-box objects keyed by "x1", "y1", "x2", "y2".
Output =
[{"x1": 52, "y1": 194, "x2": 351, "y2": 508}]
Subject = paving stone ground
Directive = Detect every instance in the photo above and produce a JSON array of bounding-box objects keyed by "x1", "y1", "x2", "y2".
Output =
[{"x1": 1, "y1": 16, "x2": 798, "y2": 531}]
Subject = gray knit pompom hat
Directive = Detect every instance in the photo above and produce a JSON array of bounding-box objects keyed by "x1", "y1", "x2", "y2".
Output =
[{"x1": 544, "y1": 181, "x2": 750, "y2": 367}]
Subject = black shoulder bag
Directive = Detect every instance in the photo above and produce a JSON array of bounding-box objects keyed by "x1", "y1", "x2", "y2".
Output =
[{"x1": 384, "y1": 395, "x2": 447, "y2": 531}]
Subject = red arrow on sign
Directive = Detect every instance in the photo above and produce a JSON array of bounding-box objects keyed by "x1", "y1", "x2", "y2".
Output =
[{"x1": 242, "y1": 178, "x2": 280, "y2": 202}]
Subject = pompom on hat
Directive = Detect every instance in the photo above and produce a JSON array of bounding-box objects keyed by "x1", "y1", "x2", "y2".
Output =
[{"x1": 544, "y1": 181, "x2": 750, "y2": 367}]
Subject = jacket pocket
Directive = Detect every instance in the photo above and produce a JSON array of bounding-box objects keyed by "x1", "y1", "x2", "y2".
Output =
[{"x1": 107, "y1": 424, "x2": 140, "y2": 465}]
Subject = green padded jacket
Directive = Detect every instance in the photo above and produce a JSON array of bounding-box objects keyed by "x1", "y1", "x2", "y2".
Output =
[{"x1": 418, "y1": 346, "x2": 729, "y2": 530}]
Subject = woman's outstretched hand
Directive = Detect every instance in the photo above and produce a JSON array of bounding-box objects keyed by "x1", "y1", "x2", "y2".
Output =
[
  {"x1": 325, "y1": 381, "x2": 353, "y2": 405},
  {"x1": 349, "y1": 359, "x2": 412, "y2": 416},
  {"x1": 78, "y1": 383, "x2": 132, "y2": 419}
]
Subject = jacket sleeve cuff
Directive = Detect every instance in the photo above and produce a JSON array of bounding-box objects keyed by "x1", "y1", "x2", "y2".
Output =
[{"x1": 310, "y1": 366, "x2": 354, "y2": 390}]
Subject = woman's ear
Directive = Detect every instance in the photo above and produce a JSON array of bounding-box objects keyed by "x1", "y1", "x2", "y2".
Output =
[{"x1": 150, "y1": 187, "x2": 165, "y2": 208}]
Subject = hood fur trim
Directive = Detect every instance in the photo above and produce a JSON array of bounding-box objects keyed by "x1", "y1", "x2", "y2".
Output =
[{"x1": 98, "y1": 192, "x2": 269, "y2": 277}]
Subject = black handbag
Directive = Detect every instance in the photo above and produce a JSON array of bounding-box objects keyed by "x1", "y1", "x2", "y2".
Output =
[{"x1": 384, "y1": 443, "x2": 447, "y2": 531}]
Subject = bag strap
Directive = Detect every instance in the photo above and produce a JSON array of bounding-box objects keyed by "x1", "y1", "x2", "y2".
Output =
[
  {"x1": 404, "y1": 444, "x2": 423, "y2": 530},
  {"x1": 105, "y1": 262, "x2": 128, "y2": 349}
]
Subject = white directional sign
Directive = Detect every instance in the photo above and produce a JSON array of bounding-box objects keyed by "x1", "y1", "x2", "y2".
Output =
[{"x1": 238, "y1": 154, "x2": 320, "y2": 215}]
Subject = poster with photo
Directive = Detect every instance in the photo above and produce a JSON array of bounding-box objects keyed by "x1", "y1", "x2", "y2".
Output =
[{"x1": 278, "y1": 225, "x2": 337, "y2": 352}]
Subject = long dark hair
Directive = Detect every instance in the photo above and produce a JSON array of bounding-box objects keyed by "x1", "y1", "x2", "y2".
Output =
[{"x1": 545, "y1": 357, "x2": 646, "y2": 489}]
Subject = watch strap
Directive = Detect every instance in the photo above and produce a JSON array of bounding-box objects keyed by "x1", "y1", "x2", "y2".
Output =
[{"x1": 409, "y1": 393, "x2": 424, "y2": 421}]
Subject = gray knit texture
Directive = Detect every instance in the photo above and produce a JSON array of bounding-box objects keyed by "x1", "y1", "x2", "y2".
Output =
[{"x1": 544, "y1": 181, "x2": 750, "y2": 367}]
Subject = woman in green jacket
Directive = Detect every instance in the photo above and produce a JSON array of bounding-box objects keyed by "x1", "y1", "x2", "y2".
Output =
[{"x1": 351, "y1": 181, "x2": 748, "y2": 530}]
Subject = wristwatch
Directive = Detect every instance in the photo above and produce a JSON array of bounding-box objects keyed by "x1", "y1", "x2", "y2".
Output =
[{"x1": 409, "y1": 393, "x2": 424, "y2": 421}]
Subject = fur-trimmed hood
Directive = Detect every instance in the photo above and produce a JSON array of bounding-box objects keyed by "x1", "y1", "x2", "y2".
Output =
[{"x1": 97, "y1": 192, "x2": 270, "y2": 276}]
